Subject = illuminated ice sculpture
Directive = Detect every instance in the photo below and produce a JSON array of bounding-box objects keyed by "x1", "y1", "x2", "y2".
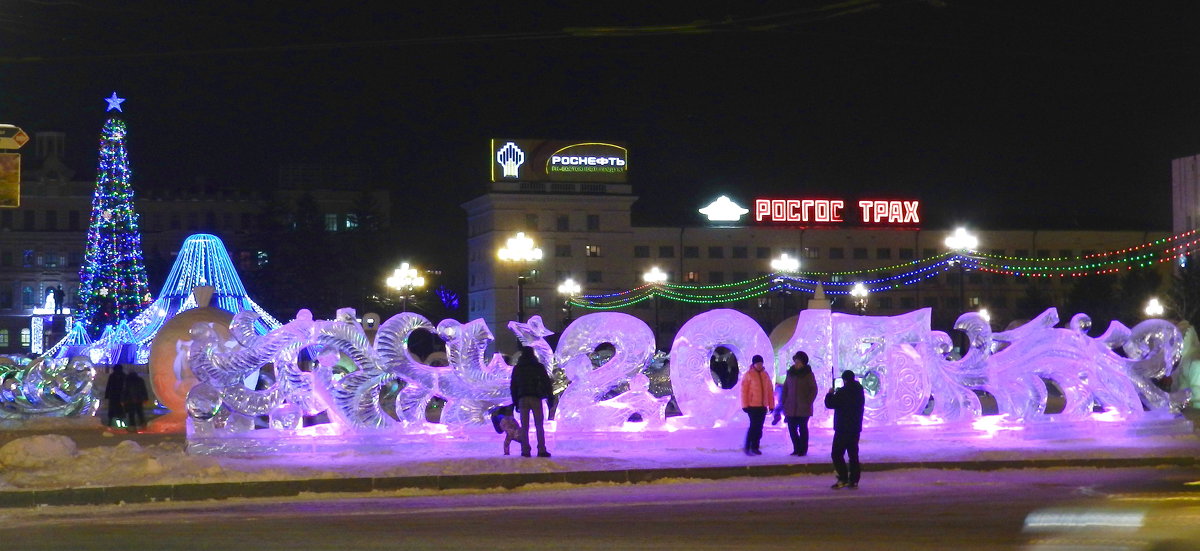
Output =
[{"x1": 182, "y1": 305, "x2": 1190, "y2": 444}]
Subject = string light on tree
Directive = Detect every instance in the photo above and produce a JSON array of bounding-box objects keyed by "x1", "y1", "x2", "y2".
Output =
[{"x1": 76, "y1": 93, "x2": 152, "y2": 338}]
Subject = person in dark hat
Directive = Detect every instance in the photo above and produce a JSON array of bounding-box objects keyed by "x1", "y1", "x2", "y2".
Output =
[
  {"x1": 824, "y1": 369, "x2": 866, "y2": 488},
  {"x1": 778, "y1": 350, "x2": 818, "y2": 456},
  {"x1": 739, "y1": 354, "x2": 774, "y2": 456}
]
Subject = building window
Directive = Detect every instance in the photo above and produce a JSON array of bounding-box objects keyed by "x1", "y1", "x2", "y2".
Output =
[
  {"x1": 829, "y1": 248, "x2": 844, "y2": 259},
  {"x1": 0, "y1": 251, "x2": 9, "y2": 267},
  {"x1": 1, "y1": 211, "x2": 11, "y2": 230},
  {"x1": 878, "y1": 297, "x2": 893, "y2": 309},
  {"x1": 658, "y1": 246, "x2": 674, "y2": 258},
  {"x1": 709, "y1": 271, "x2": 724, "y2": 284},
  {"x1": 685, "y1": 271, "x2": 699, "y2": 283},
  {"x1": 876, "y1": 248, "x2": 891, "y2": 259},
  {"x1": 556, "y1": 215, "x2": 569, "y2": 231},
  {"x1": 708, "y1": 246, "x2": 724, "y2": 259},
  {"x1": 732, "y1": 271, "x2": 748, "y2": 282},
  {"x1": 555, "y1": 244, "x2": 571, "y2": 258},
  {"x1": 19, "y1": 328, "x2": 30, "y2": 348},
  {"x1": 586, "y1": 245, "x2": 601, "y2": 257},
  {"x1": 23, "y1": 211, "x2": 34, "y2": 231},
  {"x1": 989, "y1": 249, "x2": 1004, "y2": 257},
  {"x1": 586, "y1": 215, "x2": 600, "y2": 231},
  {"x1": 900, "y1": 297, "x2": 915, "y2": 309},
  {"x1": 852, "y1": 248, "x2": 868, "y2": 259},
  {"x1": 21, "y1": 286, "x2": 33, "y2": 307},
  {"x1": 45, "y1": 211, "x2": 57, "y2": 231},
  {"x1": 634, "y1": 245, "x2": 650, "y2": 258},
  {"x1": 732, "y1": 246, "x2": 748, "y2": 259},
  {"x1": 525, "y1": 295, "x2": 541, "y2": 308},
  {"x1": 22, "y1": 250, "x2": 33, "y2": 268},
  {"x1": 1015, "y1": 249, "x2": 1029, "y2": 258},
  {"x1": 802, "y1": 247, "x2": 820, "y2": 259},
  {"x1": 756, "y1": 247, "x2": 770, "y2": 259},
  {"x1": 525, "y1": 213, "x2": 538, "y2": 231},
  {"x1": 324, "y1": 214, "x2": 339, "y2": 231},
  {"x1": 684, "y1": 246, "x2": 699, "y2": 258},
  {"x1": 586, "y1": 270, "x2": 602, "y2": 283},
  {"x1": 0, "y1": 329, "x2": 8, "y2": 346},
  {"x1": 1037, "y1": 249, "x2": 1051, "y2": 258},
  {"x1": 899, "y1": 248, "x2": 914, "y2": 260},
  {"x1": 1059, "y1": 249, "x2": 1073, "y2": 258}
]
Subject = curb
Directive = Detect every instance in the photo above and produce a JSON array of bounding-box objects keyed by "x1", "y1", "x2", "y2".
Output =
[{"x1": 1, "y1": 456, "x2": 1195, "y2": 509}]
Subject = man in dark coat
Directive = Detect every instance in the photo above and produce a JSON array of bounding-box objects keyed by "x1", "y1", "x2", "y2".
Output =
[
  {"x1": 103, "y1": 364, "x2": 126, "y2": 428},
  {"x1": 509, "y1": 345, "x2": 553, "y2": 457},
  {"x1": 824, "y1": 369, "x2": 866, "y2": 489},
  {"x1": 122, "y1": 369, "x2": 149, "y2": 431}
]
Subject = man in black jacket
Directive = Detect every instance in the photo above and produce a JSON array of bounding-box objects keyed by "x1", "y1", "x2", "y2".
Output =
[
  {"x1": 824, "y1": 369, "x2": 866, "y2": 489},
  {"x1": 509, "y1": 346, "x2": 553, "y2": 458}
]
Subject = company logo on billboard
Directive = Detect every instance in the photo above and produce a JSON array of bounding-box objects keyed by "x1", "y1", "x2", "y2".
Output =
[
  {"x1": 496, "y1": 142, "x2": 525, "y2": 179},
  {"x1": 546, "y1": 143, "x2": 627, "y2": 174}
]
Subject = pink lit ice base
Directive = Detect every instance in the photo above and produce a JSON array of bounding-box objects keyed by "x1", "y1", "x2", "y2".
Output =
[{"x1": 183, "y1": 305, "x2": 1192, "y2": 456}]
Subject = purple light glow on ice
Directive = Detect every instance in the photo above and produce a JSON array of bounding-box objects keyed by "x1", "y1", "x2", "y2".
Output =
[{"x1": 182, "y1": 305, "x2": 1191, "y2": 445}]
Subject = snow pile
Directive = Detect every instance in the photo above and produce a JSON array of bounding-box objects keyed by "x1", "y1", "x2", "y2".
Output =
[{"x1": 0, "y1": 435, "x2": 77, "y2": 468}]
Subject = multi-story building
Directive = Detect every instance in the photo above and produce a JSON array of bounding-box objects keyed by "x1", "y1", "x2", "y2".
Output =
[{"x1": 467, "y1": 140, "x2": 1170, "y2": 353}]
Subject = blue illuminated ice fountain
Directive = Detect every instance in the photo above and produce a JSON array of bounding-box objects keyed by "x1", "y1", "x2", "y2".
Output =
[{"x1": 47, "y1": 234, "x2": 282, "y2": 364}]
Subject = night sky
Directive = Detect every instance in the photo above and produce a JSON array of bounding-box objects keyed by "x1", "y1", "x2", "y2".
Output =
[{"x1": 3, "y1": 1, "x2": 1200, "y2": 241}]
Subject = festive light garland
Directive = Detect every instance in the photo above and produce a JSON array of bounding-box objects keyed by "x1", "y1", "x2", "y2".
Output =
[{"x1": 567, "y1": 230, "x2": 1200, "y2": 310}]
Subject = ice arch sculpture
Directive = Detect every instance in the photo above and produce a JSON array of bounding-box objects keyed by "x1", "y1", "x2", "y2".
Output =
[{"x1": 182, "y1": 305, "x2": 1188, "y2": 441}]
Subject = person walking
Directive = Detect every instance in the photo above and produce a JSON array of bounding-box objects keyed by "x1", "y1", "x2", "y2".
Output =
[
  {"x1": 510, "y1": 345, "x2": 553, "y2": 458},
  {"x1": 825, "y1": 369, "x2": 866, "y2": 489},
  {"x1": 739, "y1": 354, "x2": 775, "y2": 456},
  {"x1": 122, "y1": 369, "x2": 149, "y2": 432},
  {"x1": 778, "y1": 351, "x2": 818, "y2": 456},
  {"x1": 103, "y1": 364, "x2": 126, "y2": 428}
]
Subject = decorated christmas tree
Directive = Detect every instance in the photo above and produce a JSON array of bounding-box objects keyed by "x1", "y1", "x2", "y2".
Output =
[{"x1": 76, "y1": 93, "x2": 152, "y2": 337}]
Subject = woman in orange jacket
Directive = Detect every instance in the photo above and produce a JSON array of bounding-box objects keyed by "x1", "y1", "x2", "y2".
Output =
[{"x1": 740, "y1": 354, "x2": 775, "y2": 455}]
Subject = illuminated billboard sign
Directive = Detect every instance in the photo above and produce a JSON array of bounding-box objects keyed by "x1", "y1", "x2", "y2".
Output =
[
  {"x1": 491, "y1": 139, "x2": 628, "y2": 183},
  {"x1": 752, "y1": 198, "x2": 920, "y2": 226}
]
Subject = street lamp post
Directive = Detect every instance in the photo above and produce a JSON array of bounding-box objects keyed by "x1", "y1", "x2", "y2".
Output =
[
  {"x1": 558, "y1": 278, "x2": 581, "y2": 327},
  {"x1": 497, "y1": 232, "x2": 543, "y2": 323},
  {"x1": 944, "y1": 227, "x2": 979, "y2": 314},
  {"x1": 771, "y1": 252, "x2": 801, "y2": 324},
  {"x1": 643, "y1": 266, "x2": 668, "y2": 350},
  {"x1": 850, "y1": 282, "x2": 869, "y2": 314},
  {"x1": 385, "y1": 262, "x2": 425, "y2": 312}
]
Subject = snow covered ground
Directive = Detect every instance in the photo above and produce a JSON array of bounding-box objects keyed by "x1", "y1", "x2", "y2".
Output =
[{"x1": 0, "y1": 413, "x2": 1196, "y2": 492}]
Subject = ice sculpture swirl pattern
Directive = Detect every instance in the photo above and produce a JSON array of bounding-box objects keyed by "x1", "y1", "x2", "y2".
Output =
[
  {"x1": 177, "y1": 304, "x2": 1188, "y2": 440},
  {"x1": 554, "y1": 312, "x2": 655, "y2": 431}
]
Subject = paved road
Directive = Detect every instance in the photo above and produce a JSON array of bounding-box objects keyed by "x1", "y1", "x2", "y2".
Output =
[{"x1": 2, "y1": 467, "x2": 1196, "y2": 550}]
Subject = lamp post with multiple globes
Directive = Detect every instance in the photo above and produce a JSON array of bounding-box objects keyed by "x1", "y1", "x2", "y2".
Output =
[
  {"x1": 385, "y1": 262, "x2": 425, "y2": 312},
  {"x1": 497, "y1": 232, "x2": 543, "y2": 323},
  {"x1": 558, "y1": 278, "x2": 581, "y2": 327}
]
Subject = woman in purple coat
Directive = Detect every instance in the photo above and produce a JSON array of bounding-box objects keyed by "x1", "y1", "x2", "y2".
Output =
[{"x1": 778, "y1": 351, "x2": 818, "y2": 456}]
